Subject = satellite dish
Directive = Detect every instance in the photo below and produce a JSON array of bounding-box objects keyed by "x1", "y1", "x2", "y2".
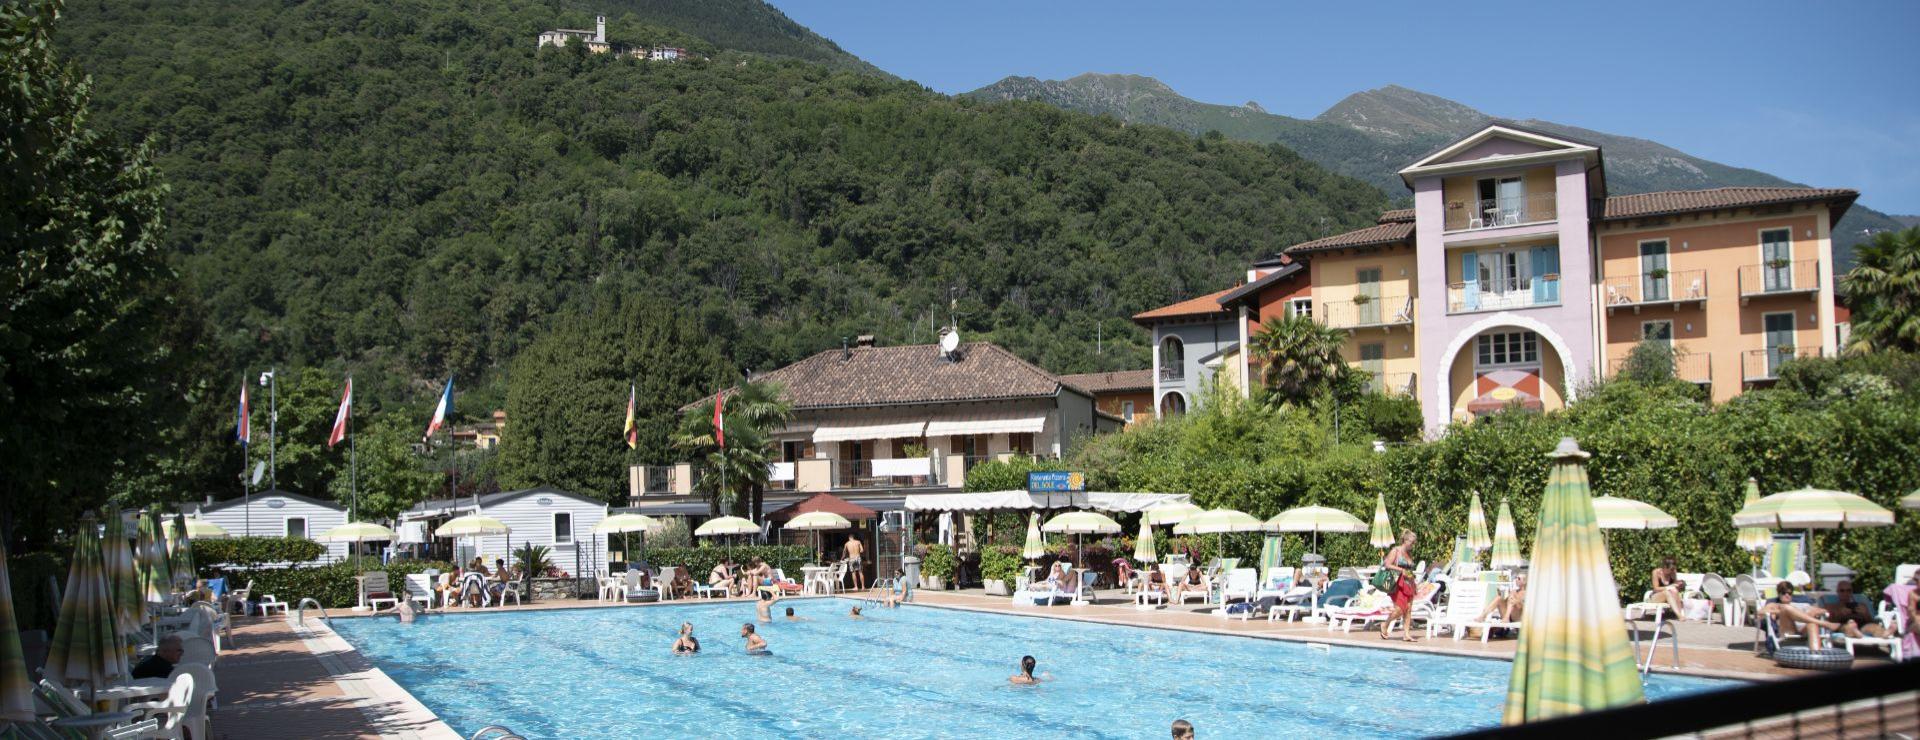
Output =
[
  {"x1": 939, "y1": 330, "x2": 960, "y2": 356},
  {"x1": 250, "y1": 461, "x2": 266, "y2": 486}
]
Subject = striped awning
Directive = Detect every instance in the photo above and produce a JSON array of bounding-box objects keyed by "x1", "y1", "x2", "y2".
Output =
[
  {"x1": 924, "y1": 410, "x2": 1047, "y2": 437},
  {"x1": 812, "y1": 419, "x2": 928, "y2": 444}
]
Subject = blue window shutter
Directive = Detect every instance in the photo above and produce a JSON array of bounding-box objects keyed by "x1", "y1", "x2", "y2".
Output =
[
  {"x1": 1531, "y1": 246, "x2": 1560, "y2": 303},
  {"x1": 1461, "y1": 252, "x2": 1479, "y2": 310}
]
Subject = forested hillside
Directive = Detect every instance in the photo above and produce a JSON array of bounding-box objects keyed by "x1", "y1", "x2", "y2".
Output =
[{"x1": 52, "y1": 0, "x2": 1386, "y2": 461}]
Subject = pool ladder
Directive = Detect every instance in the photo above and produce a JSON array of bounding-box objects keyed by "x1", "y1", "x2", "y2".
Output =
[
  {"x1": 294, "y1": 598, "x2": 329, "y2": 626},
  {"x1": 470, "y1": 726, "x2": 525, "y2": 740}
]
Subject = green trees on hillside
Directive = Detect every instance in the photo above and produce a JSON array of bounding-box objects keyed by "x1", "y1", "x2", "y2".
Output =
[{"x1": 1842, "y1": 227, "x2": 1920, "y2": 354}]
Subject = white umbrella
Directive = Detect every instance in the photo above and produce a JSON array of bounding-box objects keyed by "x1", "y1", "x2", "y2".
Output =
[
  {"x1": 1587, "y1": 497, "x2": 1678, "y2": 530},
  {"x1": 1172, "y1": 509, "x2": 1264, "y2": 565},
  {"x1": 166, "y1": 519, "x2": 230, "y2": 540},
  {"x1": 696, "y1": 516, "x2": 760, "y2": 572},
  {"x1": 596, "y1": 513, "x2": 662, "y2": 567},
  {"x1": 1265, "y1": 505, "x2": 1367, "y2": 556},
  {"x1": 1043, "y1": 511, "x2": 1122, "y2": 567},
  {"x1": 1143, "y1": 502, "x2": 1203, "y2": 526},
  {"x1": 783, "y1": 512, "x2": 852, "y2": 563},
  {"x1": 1733, "y1": 487, "x2": 1893, "y2": 581},
  {"x1": 316, "y1": 521, "x2": 397, "y2": 542}
]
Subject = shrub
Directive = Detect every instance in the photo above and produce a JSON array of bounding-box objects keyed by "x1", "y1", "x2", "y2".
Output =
[
  {"x1": 1352, "y1": 393, "x2": 1422, "y2": 443},
  {"x1": 639, "y1": 545, "x2": 812, "y2": 579},
  {"x1": 920, "y1": 543, "x2": 956, "y2": 580},
  {"x1": 192, "y1": 537, "x2": 326, "y2": 569},
  {"x1": 216, "y1": 560, "x2": 453, "y2": 609},
  {"x1": 515, "y1": 544, "x2": 553, "y2": 575},
  {"x1": 979, "y1": 545, "x2": 1023, "y2": 584},
  {"x1": 648, "y1": 517, "x2": 692, "y2": 548},
  {"x1": 5, "y1": 551, "x2": 66, "y2": 632},
  {"x1": 1618, "y1": 339, "x2": 1677, "y2": 384}
]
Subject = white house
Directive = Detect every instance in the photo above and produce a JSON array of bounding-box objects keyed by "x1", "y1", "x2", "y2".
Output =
[
  {"x1": 186, "y1": 489, "x2": 349, "y2": 562},
  {"x1": 398, "y1": 486, "x2": 610, "y2": 576}
]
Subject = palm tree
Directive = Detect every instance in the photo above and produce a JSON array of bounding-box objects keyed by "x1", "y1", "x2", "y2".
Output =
[
  {"x1": 672, "y1": 380, "x2": 794, "y2": 521},
  {"x1": 1247, "y1": 314, "x2": 1351, "y2": 402},
  {"x1": 1842, "y1": 227, "x2": 1920, "y2": 354}
]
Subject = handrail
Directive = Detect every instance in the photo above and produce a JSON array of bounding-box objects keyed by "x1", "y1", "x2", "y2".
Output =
[
  {"x1": 294, "y1": 598, "x2": 328, "y2": 626},
  {"x1": 469, "y1": 726, "x2": 526, "y2": 740}
]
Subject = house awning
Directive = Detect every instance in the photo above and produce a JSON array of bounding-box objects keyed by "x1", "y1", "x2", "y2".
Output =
[
  {"x1": 812, "y1": 419, "x2": 928, "y2": 444},
  {"x1": 903, "y1": 491, "x2": 1191, "y2": 512},
  {"x1": 923, "y1": 410, "x2": 1048, "y2": 437}
]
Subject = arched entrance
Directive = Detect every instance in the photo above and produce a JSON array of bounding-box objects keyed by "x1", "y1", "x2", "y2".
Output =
[
  {"x1": 1158, "y1": 391, "x2": 1188, "y2": 417},
  {"x1": 1432, "y1": 313, "x2": 1579, "y2": 426}
]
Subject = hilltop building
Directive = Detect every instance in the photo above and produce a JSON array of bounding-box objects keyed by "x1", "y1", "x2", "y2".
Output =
[
  {"x1": 1138, "y1": 123, "x2": 1855, "y2": 432},
  {"x1": 536, "y1": 15, "x2": 687, "y2": 61}
]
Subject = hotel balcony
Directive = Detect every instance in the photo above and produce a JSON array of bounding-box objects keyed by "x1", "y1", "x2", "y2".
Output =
[
  {"x1": 1602, "y1": 270, "x2": 1708, "y2": 314},
  {"x1": 834, "y1": 458, "x2": 939, "y2": 489},
  {"x1": 1444, "y1": 192, "x2": 1557, "y2": 232},
  {"x1": 1609, "y1": 349, "x2": 1712, "y2": 386},
  {"x1": 1737, "y1": 260, "x2": 1821, "y2": 304},
  {"x1": 1366, "y1": 371, "x2": 1417, "y2": 397},
  {"x1": 1322, "y1": 294, "x2": 1414, "y2": 331},
  {"x1": 1742, "y1": 347, "x2": 1821, "y2": 383},
  {"x1": 1447, "y1": 277, "x2": 1560, "y2": 314}
]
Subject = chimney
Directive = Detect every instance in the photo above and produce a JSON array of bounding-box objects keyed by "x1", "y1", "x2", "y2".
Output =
[
  {"x1": 854, "y1": 335, "x2": 877, "y2": 348},
  {"x1": 595, "y1": 15, "x2": 606, "y2": 43},
  {"x1": 842, "y1": 338, "x2": 851, "y2": 361}
]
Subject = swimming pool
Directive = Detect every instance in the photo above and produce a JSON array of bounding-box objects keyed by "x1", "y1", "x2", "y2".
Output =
[{"x1": 329, "y1": 598, "x2": 1734, "y2": 738}]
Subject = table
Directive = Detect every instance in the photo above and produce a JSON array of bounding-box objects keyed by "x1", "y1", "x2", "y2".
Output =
[
  {"x1": 800, "y1": 566, "x2": 832, "y2": 595},
  {"x1": 90, "y1": 679, "x2": 169, "y2": 705}
]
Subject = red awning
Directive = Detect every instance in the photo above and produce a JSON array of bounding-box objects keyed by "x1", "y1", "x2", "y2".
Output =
[{"x1": 766, "y1": 492, "x2": 877, "y2": 522}]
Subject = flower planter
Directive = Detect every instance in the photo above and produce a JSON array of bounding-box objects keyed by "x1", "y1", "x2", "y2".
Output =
[
  {"x1": 983, "y1": 579, "x2": 1009, "y2": 596},
  {"x1": 922, "y1": 575, "x2": 946, "y2": 591}
]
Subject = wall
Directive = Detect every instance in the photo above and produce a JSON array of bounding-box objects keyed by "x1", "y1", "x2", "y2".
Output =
[
  {"x1": 1440, "y1": 165, "x2": 1558, "y2": 216},
  {"x1": 1093, "y1": 390, "x2": 1153, "y2": 427},
  {"x1": 1152, "y1": 317, "x2": 1235, "y2": 415},
  {"x1": 194, "y1": 494, "x2": 347, "y2": 562},
  {"x1": 468, "y1": 494, "x2": 609, "y2": 576},
  {"x1": 1446, "y1": 332, "x2": 1568, "y2": 421}
]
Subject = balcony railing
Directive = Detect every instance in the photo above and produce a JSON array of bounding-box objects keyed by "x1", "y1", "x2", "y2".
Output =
[
  {"x1": 1738, "y1": 260, "x2": 1820, "y2": 301},
  {"x1": 1743, "y1": 346, "x2": 1821, "y2": 382},
  {"x1": 1158, "y1": 365, "x2": 1184, "y2": 383},
  {"x1": 1447, "y1": 277, "x2": 1560, "y2": 314},
  {"x1": 1602, "y1": 269, "x2": 1708, "y2": 310},
  {"x1": 1609, "y1": 349, "x2": 1712, "y2": 385},
  {"x1": 835, "y1": 458, "x2": 936, "y2": 489},
  {"x1": 1322, "y1": 294, "x2": 1414, "y2": 330},
  {"x1": 1365, "y1": 371, "x2": 1416, "y2": 397},
  {"x1": 1444, "y1": 192, "x2": 1557, "y2": 232}
]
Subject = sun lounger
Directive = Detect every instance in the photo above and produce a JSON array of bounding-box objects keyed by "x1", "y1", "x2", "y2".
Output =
[
  {"x1": 1323, "y1": 590, "x2": 1391, "y2": 632},
  {"x1": 1435, "y1": 581, "x2": 1518, "y2": 643},
  {"x1": 1308, "y1": 578, "x2": 1364, "y2": 622}
]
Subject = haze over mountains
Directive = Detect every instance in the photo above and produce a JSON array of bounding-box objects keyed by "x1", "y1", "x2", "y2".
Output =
[{"x1": 967, "y1": 74, "x2": 1903, "y2": 253}]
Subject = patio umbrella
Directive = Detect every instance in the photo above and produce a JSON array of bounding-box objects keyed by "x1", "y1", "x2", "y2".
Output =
[
  {"x1": 1133, "y1": 520, "x2": 1157, "y2": 564},
  {"x1": 1502, "y1": 438, "x2": 1644, "y2": 724},
  {"x1": 595, "y1": 513, "x2": 663, "y2": 566},
  {"x1": 1490, "y1": 499, "x2": 1525, "y2": 571},
  {"x1": 0, "y1": 538, "x2": 33, "y2": 722},
  {"x1": 1143, "y1": 502, "x2": 1202, "y2": 526},
  {"x1": 695, "y1": 516, "x2": 760, "y2": 571},
  {"x1": 1172, "y1": 509, "x2": 1265, "y2": 564},
  {"x1": 1265, "y1": 506, "x2": 1367, "y2": 557},
  {"x1": 168, "y1": 512, "x2": 197, "y2": 584},
  {"x1": 1902, "y1": 488, "x2": 1920, "y2": 510},
  {"x1": 45, "y1": 517, "x2": 129, "y2": 698},
  {"x1": 101, "y1": 508, "x2": 143, "y2": 640},
  {"x1": 1369, "y1": 493, "x2": 1395, "y2": 549},
  {"x1": 165, "y1": 518, "x2": 230, "y2": 539},
  {"x1": 1021, "y1": 513, "x2": 1046, "y2": 561},
  {"x1": 1466, "y1": 491, "x2": 1494, "y2": 551},
  {"x1": 134, "y1": 510, "x2": 172, "y2": 608},
  {"x1": 1732, "y1": 486, "x2": 1893, "y2": 582},
  {"x1": 782, "y1": 511, "x2": 851, "y2": 563},
  {"x1": 1588, "y1": 497, "x2": 1678, "y2": 530},
  {"x1": 1042, "y1": 511, "x2": 1122, "y2": 567},
  {"x1": 318, "y1": 521, "x2": 397, "y2": 570}
]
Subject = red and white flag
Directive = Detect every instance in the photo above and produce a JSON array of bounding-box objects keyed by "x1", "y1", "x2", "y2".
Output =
[
  {"x1": 712, "y1": 389, "x2": 725, "y2": 449},
  {"x1": 327, "y1": 377, "x2": 352, "y2": 448}
]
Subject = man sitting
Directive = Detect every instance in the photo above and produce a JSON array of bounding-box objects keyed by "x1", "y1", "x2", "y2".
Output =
[
  {"x1": 1762, "y1": 581, "x2": 1842, "y2": 650},
  {"x1": 1820, "y1": 580, "x2": 1890, "y2": 639},
  {"x1": 132, "y1": 635, "x2": 182, "y2": 679}
]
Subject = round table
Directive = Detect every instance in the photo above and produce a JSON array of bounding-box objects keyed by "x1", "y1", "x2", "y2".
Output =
[{"x1": 800, "y1": 566, "x2": 832, "y2": 594}]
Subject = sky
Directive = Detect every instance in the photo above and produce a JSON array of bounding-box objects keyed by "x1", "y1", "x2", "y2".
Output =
[{"x1": 770, "y1": 0, "x2": 1920, "y2": 214}]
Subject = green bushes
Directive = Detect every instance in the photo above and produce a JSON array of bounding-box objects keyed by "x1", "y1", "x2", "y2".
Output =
[
  {"x1": 979, "y1": 545, "x2": 1023, "y2": 584},
  {"x1": 5, "y1": 551, "x2": 66, "y2": 632},
  {"x1": 192, "y1": 537, "x2": 326, "y2": 569},
  {"x1": 920, "y1": 544, "x2": 956, "y2": 581},
  {"x1": 639, "y1": 545, "x2": 812, "y2": 579},
  {"x1": 216, "y1": 560, "x2": 453, "y2": 609}
]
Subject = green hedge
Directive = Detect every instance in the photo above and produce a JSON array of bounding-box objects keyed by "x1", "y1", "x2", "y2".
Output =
[
  {"x1": 638, "y1": 545, "x2": 812, "y2": 579},
  {"x1": 217, "y1": 560, "x2": 453, "y2": 610},
  {"x1": 979, "y1": 545, "x2": 1023, "y2": 584},
  {"x1": 192, "y1": 537, "x2": 326, "y2": 570}
]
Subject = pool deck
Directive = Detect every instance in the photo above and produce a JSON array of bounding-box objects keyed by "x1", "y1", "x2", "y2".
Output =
[{"x1": 210, "y1": 589, "x2": 1898, "y2": 738}]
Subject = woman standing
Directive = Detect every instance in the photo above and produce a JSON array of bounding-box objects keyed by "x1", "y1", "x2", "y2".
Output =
[{"x1": 1379, "y1": 528, "x2": 1419, "y2": 642}]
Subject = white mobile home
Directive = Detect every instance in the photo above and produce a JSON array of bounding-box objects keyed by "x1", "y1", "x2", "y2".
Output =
[
  {"x1": 399, "y1": 486, "x2": 610, "y2": 576},
  {"x1": 187, "y1": 489, "x2": 349, "y2": 562}
]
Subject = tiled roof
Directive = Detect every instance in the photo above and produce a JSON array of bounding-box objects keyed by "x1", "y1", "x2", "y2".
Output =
[
  {"x1": 1218, "y1": 261, "x2": 1306, "y2": 307},
  {"x1": 1058, "y1": 369, "x2": 1153, "y2": 394},
  {"x1": 1603, "y1": 187, "x2": 1857, "y2": 221},
  {"x1": 1284, "y1": 221, "x2": 1415, "y2": 254},
  {"x1": 1132, "y1": 286, "x2": 1238, "y2": 322},
  {"x1": 733, "y1": 342, "x2": 1069, "y2": 410},
  {"x1": 1378, "y1": 209, "x2": 1415, "y2": 223}
]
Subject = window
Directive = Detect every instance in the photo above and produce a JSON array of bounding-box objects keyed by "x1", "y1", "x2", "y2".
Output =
[
  {"x1": 1356, "y1": 268, "x2": 1382, "y2": 324},
  {"x1": 1159, "y1": 336, "x2": 1185, "y2": 382},
  {"x1": 1474, "y1": 249, "x2": 1531, "y2": 296},
  {"x1": 1761, "y1": 228, "x2": 1794, "y2": 291},
  {"x1": 554, "y1": 512, "x2": 574, "y2": 545},
  {"x1": 1008, "y1": 433, "x2": 1034, "y2": 455},
  {"x1": 1764, "y1": 312, "x2": 1796, "y2": 373},
  {"x1": 1120, "y1": 400, "x2": 1135, "y2": 422},
  {"x1": 1477, "y1": 176, "x2": 1526, "y2": 225},
  {"x1": 1287, "y1": 298, "x2": 1313, "y2": 319},
  {"x1": 285, "y1": 517, "x2": 307, "y2": 539},
  {"x1": 1359, "y1": 343, "x2": 1385, "y2": 393},
  {"x1": 1476, "y1": 332, "x2": 1540, "y2": 367},
  {"x1": 1639, "y1": 240, "x2": 1669, "y2": 301},
  {"x1": 1641, "y1": 320, "x2": 1673, "y2": 346},
  {"x1": 1159, "y1": 392, "x2": 1187, "y2": 417}
]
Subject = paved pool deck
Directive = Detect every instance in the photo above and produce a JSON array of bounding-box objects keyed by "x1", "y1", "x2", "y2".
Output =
[{"x1": 209, "y1": 589, "x2": 1900, "y2": 738}]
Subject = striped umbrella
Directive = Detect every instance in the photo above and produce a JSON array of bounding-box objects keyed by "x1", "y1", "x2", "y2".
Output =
[
  {"x1": 1490, "y1": 498, "x2": 1525, "y2": 570},
  {"x1": 1021, "y1": 513, "x2": 1046, "y2": 561},
  {"x1": 134, "y1": 510, "x2": 172, "y2": 608},
  {"x1": 45, "y1": 517, "x2": 130, "y2": 696},
  {"x1": 1133, "y1": 520, "x2": 1157, "y2": 564},
  {"x1": 1588, "y1": 497, "x2": 1678, "y2": 530},
  {"x1": 169, "y1": 512, "x2": 197, "y2": 584},
  {"x1": 1368, "y1": 493, "x2": 1395, "y2": 549},
  {"x1": 1466, "y1": 491, "x2": 1494, "y2": 551},
  {"x1": 1043, "y1": 511, "x2": 1121, "y2": 567},
  {"x1": 0, "y1": 538, "x2": 33, "y2": 722},
  {"x1": 1735, "y1": 479, "x2": 1773, "y2": 553},
  {"x1": 1266, "y1": 505, "x2": 1367, "y2": 556},
  {"x1": 101, "y1": 508, "x2": 143, "y2": 639},
  {"x1": 1902, "y1": 489, "x2": 1920, "y2": 510},
  {"x1": 166, "y1": 518, "x2": 230, "y2": 539},
  {"x1": 1733, "y1": 486, "x2": 1893, "y2": 584},
  {"x1": 1143, "y1": 502, "x2": 1202, "y2": 526},
  {"x1": 1172, "y1": 509, "x2": 1265, "y2": 564},
  {"x1": 1503, "y1": 438, "x2": 1644, "y2": 724}
]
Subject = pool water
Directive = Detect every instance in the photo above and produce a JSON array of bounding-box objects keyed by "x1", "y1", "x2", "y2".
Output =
[{"x1": 329, "y1": 597, "x2": 1734, "y2": 738}]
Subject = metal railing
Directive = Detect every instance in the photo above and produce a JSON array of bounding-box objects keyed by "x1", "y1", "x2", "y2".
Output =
[
  {"x1": 1365, "y1": 371, "x2": 1416, "y2": 397},
  {"x1": 1738, "y1": 259, "x2": 1821, "y2": 298},
  {"x1": 1601, "y1": 269, "x2": 1707, "y2": 307},
  {"x1": 835, "y1": 458, "x2": 935, "y2": 489},
  {"x1": 1322, "y1": 294, "x2": 1415, "y2": 329},
  {"x1": 1448, "y1": 277, "x2": 1560, "y2": 313},
  {"x1": 633, "y1": 465, "x2": 672, "y2": 495},
  {"x1": 1743, "y1": 346, "x2": 1820, "y2": 382},
  {"x1": 1444, "y1": 192, "x2": 1557, "y2": 231},
  {"x1": 1158, "y1": 364, "x2": 1184, "y2": 383}
]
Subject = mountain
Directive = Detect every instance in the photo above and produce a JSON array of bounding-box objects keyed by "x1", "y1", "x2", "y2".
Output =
[
  {"x1": 605, "y1": 0, "x2": 884, "y2": 75},
  {"x1": 967, "y1": 76, "x2": 1905, "y2": 256}
]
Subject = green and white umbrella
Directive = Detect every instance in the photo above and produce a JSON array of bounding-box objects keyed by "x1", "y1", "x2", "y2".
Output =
[
  {"x1": 1735, "y1": 479, "x2": 1773, "y2": 554},
  {"x1": 1021, "y1": 513, "x2": 1046, "y2": 561},
  {"x1": 436, "y1": 514, "x2": 511, "y2": 537},
  {"x1": 596, "y1": 512, "x2": 664, "y2": 567},
  {"x1": 1143, "y1": 502, "x2": 1203, "y2": 526},
  {"x1": 1043, "y1": 511, "x2": 1121, "y2": 567},
  {"x1": 695, "y1": 516, "x2": 760, "y2": 571},
  {"x1": 45, "y1": 517, "x2": 129, "y2": 696},
  {"x1": 1588, "y1": 497, "x2": 1678, "y2": 530},
  {"x1": 1133, "y1": 520, "x2": 1157, "y2": 564},
  {"x1": 1172, "y1": 508, "x2": 1265, "y2": 564},
  {"x1": 1732, "y1": 486, "x2": 1893, "y2": 582},
  {"x1": 166, "y1": 518, "x2": 230, "y2": 540},
  {"x1": 316, "y1": 521, "x2": 397, "y2": 543},
  {"x1": 168, "y1": 512, "x2": 197, "y2": 584},
  {"x1": 1369, "y1": 493, "x2": 1395, "y2": 549},
  {"x1": 1265, "y1": 506, "x2": 1366, "y2": 556},
  {"x1": 1902, "y1": 489, "x2": 1920, "y2": 510},
  {"x1": 101, "y1": 508, "x2": 143, "y2": 640},
  {"x1": 0, "y1": 538, "x2": 33, "y2": 722},
  {"x1": 1490, "y1": 498, "x2": 1525, "y2": 571},
  {"x1": 1503, "y1": 438, "x2": 1644, "y2": 724},
  {"x1": 134, "y1": 510, "x2": 172, "y2": 607},
  {"x1": 1466, "y1": 491, "x2": 1494, "y2": 552},
  {"x1": 782, "y1": 512, "x2": 851, "y2": 563}
]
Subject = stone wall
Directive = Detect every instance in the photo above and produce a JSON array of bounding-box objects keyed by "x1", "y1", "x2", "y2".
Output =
[{"x1": 527, "y1": 576, "x2": 594, "y2": 601}]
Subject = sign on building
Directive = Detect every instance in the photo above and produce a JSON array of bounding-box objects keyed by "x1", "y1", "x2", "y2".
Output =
[{"x1": 1027, "y1": 471, "x2": 1085, "y2": 493}]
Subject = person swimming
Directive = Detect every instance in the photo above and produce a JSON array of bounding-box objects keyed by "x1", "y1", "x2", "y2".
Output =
[
  {"x1": 755, "y1": 589, "x2": 774, "y2": 623},
  {"x1": 785, "y1": 606, "x2": 807, "y2": 622},
  {"x1": 741, "y1": 623, "x2": 769, "y2": 654},
  {"x1": 672, "y1": 622, "x2": 700, "y2": 655},
  {"x1": 1008, "y1": 655, "x2": 1040, "y2": 685},
  {"x1": 849, "y1": 605, "x2": 864, "y2": 620}
]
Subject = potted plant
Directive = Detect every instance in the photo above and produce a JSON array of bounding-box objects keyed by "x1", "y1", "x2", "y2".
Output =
[
  {"x1": 921, "y1": 544, "x2": 956, "y2": 590},
  {"x1": 1766, "y1": 258, "x2": 1791, "y2": 270},
  {"x1": 1351, "y1": 293, "x2": 1372, "y2": 305},
  {"x1": 980, "y1": 546, "x2": 1020, "y2": 596},
  {"x1": 1647, "y1": 267, "x2": 1668, "y2": 280}
]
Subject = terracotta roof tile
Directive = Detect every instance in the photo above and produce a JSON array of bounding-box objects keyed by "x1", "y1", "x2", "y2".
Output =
[
  {"x1": 1603, "y1": 187, "x2": 1857, "y2": 221},
  {"x1": 1058, "y1": 369, "x2": 1152, "y2": 394},
  {"x1": 735, "y1": 342, "x2": 1067, "y2": 410},
  {"x1": 1284, "y1": 221, "x2": 1415, "y2": 254},
  {"x1": 1378, "y1": 209, "x2": 1415, "y2": 223},
  {"x1": 1132, "y1": 286, "x2": 1238, "y2": 322}
]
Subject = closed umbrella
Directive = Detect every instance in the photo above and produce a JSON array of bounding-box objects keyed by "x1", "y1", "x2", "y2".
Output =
[
  {"x1": 45, "y1": 516, "x2": 129, "y2": 699},
  {"x1": 1021, "y1": 513, "x2": 1046, "y2": 561},
  {"x1": 0, "y1": 538, "x2": 33, "y2": 722},
  {"x1": 1265, "y1": 506, "x2": 1367, "y2": 557},
  {"x1": 1502, "y1": 438, "x2": 1644, "y2": 724},
  {"x1": 1369, "y1": 493, "x2": 1395, "y2": 549},
  {"x1": 134, "y1": 510, "x2": 172, "y2": 608},
  {"x1": 1133, "y1": 520, "x2": 1157, "y2": 564},
  {"x1": 101, "y1": 507, "x2": 143, "y2": 640},
  {"x1": 1732, "y1": 486, "x2": 1893, "y2": 583},
  {"x1": 1588, "y1": 497, "x2": 1678, "y2": 530},
  {"x1": 1172, "y1": 508, "x2": 1265, "y2": 565},
  {"x1": 1735, "y1": 479, "x2": 1773, "y2": 559},
  {"x1": 168, "y1": 512, "x2": 197, "y2": 584},
  {"x1": 1490, "y1": 499, "x2": 1525, "y2": 571},
  {"x1": 1042, "y1": 511, "x2": 1122, "y2": 567},
  {"x1": 1466, "y1": 491, "x2": 1494, "y2": 552}
]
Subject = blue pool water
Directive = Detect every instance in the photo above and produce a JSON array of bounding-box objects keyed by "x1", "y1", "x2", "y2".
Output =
[{"x1": 330, "y1": 598, "x2": 1734, "y2": 738}]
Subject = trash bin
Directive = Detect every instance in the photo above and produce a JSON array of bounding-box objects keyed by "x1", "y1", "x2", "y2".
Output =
[
  {"x1": 1818, "y1": 562, "x2": 1855, "y2": 592},
  {"x1": 901, "y1": 555, "x2": 922, "y2": 603}
]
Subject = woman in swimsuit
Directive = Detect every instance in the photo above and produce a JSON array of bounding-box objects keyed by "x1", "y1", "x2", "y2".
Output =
[
  {"x1": 1380, "y1": 528, "x2": 1419, "y2": 642},
  {"x1": 672, "y1": 622, "x2": 700, "y2": 654}
]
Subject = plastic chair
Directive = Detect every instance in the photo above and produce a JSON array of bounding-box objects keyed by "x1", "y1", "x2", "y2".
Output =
[{"x1": 1699, "y1": 573, "x2": 1732, "y2": 625}]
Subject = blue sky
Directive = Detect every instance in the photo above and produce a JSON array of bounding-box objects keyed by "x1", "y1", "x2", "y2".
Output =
[{"x1": 770, "y1": 0, "x2": 1920, "y2": 214}]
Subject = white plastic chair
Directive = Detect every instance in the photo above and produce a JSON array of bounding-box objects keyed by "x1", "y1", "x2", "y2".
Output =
[
  {"x1": 125, "y1": 673, "x2": 194, "y2": 740},
  {"x1": 1220, "y1": 568, "x2": 1258, "y2": 603},
  {"x1": 166, "y1": 662, "x2": 216, "y2": 740},
  {"x1": 405, "y1": 574, "x2": 437, "y2": 610},
  {"x1": 360, "y1": 572, "x2": 399, "y2": 612}
]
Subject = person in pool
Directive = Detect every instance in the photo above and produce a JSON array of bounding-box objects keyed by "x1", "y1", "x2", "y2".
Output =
[
  {"x1": 785, "y1": 607, "x2": 807, "y2": 622},
  {"x1": 848, "y1": 605, "x2": 864, "y2": 620},
  {"x1": 741, "y1": 623, "x2": 768, "y2": 654},
  {"x1": 1171, "y1": 719, "x2": 1194, "y2": 739},
  {"x1": 755, "y1": 589, "x2": 774, "y2": 623},
  {"x1": 672, "y1": 622, "x2": 699, "y2": 654},
  {"x1": 1008, "y1": 655, "x2": 1042, "y2": 685}
]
